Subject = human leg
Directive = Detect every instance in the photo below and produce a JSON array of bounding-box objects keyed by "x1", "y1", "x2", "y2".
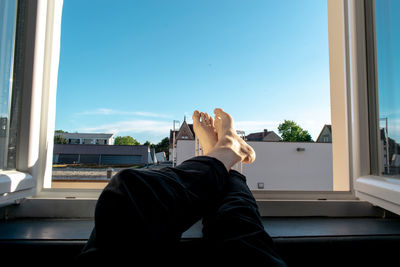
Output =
[
  {"x1": 79, "y1": 156, "x2": 230, "y2": 264},
  {"x1": 196, "y1": 108, "x2": 285, "y2": 265},
  {"x1": 79, "y1": 108, "x2": 258, "y2": 264},
  {"x1": 202, "y1": 170, "x2": 287, "y2": 266}
]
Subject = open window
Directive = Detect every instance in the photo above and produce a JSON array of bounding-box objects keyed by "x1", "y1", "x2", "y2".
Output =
[
  {"x1": 1, "y1": 0, "x2": 399, "y2": 217},
  {"x1": 49, "y1": 0, "x2": 347, "y2": 196},
  {"x1": 352, "y1": 0, "x2": 400, "y2": 215},
  {"x1": 0, "y1": 0, "x2": 37, "y2": 206}
]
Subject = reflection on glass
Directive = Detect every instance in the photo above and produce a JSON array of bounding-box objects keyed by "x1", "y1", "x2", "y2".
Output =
[
  {"x1": 0, "y1": 1, "x2": 18, "y2": 170},
  {"x1": 376, "y1": 0, "x2": 400, "y2": 176}
]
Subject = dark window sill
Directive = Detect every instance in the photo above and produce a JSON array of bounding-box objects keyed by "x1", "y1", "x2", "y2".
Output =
[{"x1": 1, "y1": 217, "x2": 400, "y2": 265}]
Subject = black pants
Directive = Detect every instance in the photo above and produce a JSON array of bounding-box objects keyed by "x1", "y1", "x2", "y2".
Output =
[{"x1": 79, "y1": 156, "x2": 286, "y2": 266}]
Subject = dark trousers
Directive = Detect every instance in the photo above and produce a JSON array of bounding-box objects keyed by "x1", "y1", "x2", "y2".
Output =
[{"x1": 79, "y1": 156, "x2": 286, "y2": 266}]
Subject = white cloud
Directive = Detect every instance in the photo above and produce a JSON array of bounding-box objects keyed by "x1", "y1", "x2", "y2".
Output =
[
  {"x1": 78, "y1": 119, "x2": 172, "y2": 135},
  {"x1": 76, "y1": 108, "x2": 172, "y2": 118},
  {"x1": 77, "y1": 117, "x2": 330, "y2": 141}
]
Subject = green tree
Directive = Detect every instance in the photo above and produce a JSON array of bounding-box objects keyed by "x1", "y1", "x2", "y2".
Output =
[
  {"x1": 55, "y1": 129, "x2": 67, "y2": 133},
  {"x1": 154, "y1": 137, "x2": 169, "y2": 158},
  {"x1": 143, "y1": 141, "x2": 151, "y2": 146},
  {"x1": 114, "y1": 136, "x2": 141, "y2": 145},
  {"x1": 278, "y1": 120, "x2": 313, "y2": 142},
  {"x1": 54, "y1": 134, "x2": 67, "y2": 144},
  {"x1": 143, "y1": 141, "x2": 156, "y2": 148}
]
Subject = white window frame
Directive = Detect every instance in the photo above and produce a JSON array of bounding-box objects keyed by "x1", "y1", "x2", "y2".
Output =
[
  {"x1": 3, "y1": 0, "x2": 393, "y2": 217},
  {"x1": 349, "y1": 0, "x2": 400, "y2": 215},
  {"x1": 0, "y1": 0, "x2": 48, "y2": 207}
]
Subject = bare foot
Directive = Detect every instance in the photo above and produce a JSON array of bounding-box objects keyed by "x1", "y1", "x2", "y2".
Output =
[
  {"x1": 213, "y1": 108, "x2": 256, "y2": 164},
  {"x1": 192, "y1": 110, "x2": 218, "y2": 155}
]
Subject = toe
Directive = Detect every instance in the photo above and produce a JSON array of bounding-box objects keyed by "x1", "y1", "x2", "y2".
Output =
[
  {"x1": 214, "y1": 108, "x2": 224, "y2": 116},
  {"x1": 214, "y1": 108, "x2": 230, "y2": 120},
  {"x1": 192, "y1": 110, "x2": 200, "y2": 123},
  {"x1": 200, "y1": 112, "x2": 206, "y2": 124},
  {"x1": 205, "y1": 113, "x2": 212, "y2": 125},
  {"x1": 209, "y1": 115, "x2": 215, "y2": 127}
]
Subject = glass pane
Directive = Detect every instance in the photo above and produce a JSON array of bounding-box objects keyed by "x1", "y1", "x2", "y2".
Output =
[
  {"x1": 375, "y1": 0, "x2": 400, "y2": 176},
  {"x1": 0, "y1": 0, "x2": 18, "y2": 170},
  {"x1": 53, "y1": 0, "x2": 332, "y2": 190}
]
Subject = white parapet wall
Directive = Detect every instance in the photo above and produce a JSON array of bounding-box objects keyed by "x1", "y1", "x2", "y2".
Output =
[
  {"x1": 176, "y1": 140, "x2": 333, "y2": 191},
  {"x1": 244, "y1": 141, "x2": 333, "y2": 191}
]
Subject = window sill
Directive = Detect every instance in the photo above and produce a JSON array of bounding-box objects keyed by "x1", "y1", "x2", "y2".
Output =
[
  {"x1": 0, "y1": 171, "x2": 34, "y2": 194},
  {"x1": 1, "y1": 197, "x2": 385, "y2": 219},
  {"x1": 1, "y1": 217, "x2": 400, "y2": 240},
  {"x1": 355, "y1": 175, "x2": 400, "y2": 214},
  {"x1": 0, "y1": 171, "x2": 35, "y2": 207},
  {"x1": 0, "y1": 217, "x2": 399, "y2": 265}
]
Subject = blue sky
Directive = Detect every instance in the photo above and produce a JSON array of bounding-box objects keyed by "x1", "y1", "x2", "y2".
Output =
[{"x1": 55, "y1": 0, "x2": 331, "y2": 144}]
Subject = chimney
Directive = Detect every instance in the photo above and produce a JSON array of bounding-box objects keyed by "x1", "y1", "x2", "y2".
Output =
[{"x1": 263, "y1": 129, "x2": 268, "y2": 137}]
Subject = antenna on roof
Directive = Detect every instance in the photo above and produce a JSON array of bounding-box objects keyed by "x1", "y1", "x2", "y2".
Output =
[{"x1": 172, "y1": 120, "x2": 180, "y2": 167}]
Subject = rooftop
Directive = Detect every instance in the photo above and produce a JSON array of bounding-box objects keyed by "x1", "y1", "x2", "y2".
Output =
[{"x1": 55, "y1": 133, "x2": 114, "y2": 139}]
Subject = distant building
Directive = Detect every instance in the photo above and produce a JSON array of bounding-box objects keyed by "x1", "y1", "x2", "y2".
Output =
[
  {"x1": 55, "y1": 132, "x2": 114, "y2": 145},
  {"x1": 53, "y1": 144, "x2": 152, "y2": 165},
  {"x1": 316, "y1": 125, "x2": 332, "y2": 143},
  {"x1": 149, "y1": 148, "x2": 157, "y2": 164},
  {"x1": 169, "y1": 118, "x2": 195, "y2": 146},
  {"x1": 156, "y1": 152, "x2": 167, "y2": 162},
  {"x1": 245, "y1": 129, "x2": 281, "y2": 142},
  {"x1": 169, "y1": 117, "x2": 196, "y2": 161},
  {"x1": 380, "y1": 128, "x2": 400, "y2": 174}
]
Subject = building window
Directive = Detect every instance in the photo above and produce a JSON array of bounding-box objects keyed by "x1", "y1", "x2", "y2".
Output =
[{"x1": 68, "y1": 138, "x2": 80, "y2": 144}]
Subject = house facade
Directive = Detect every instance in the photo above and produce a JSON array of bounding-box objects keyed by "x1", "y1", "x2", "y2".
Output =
[
  {"x1": 55, "y1": 132, "x2": 115, "y2": 145},
  {"x1": 169, "y1": 118, "x2": 196, "y2": 161},
  {"x1": 53, "y1": 144, "x2": 151, "y2": 165},
  {"x1": 316, "y1": 125, "x2": 332, "y2": 143}
]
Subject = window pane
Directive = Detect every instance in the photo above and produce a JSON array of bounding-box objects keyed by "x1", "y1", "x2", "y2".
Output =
[
  {"x1": 375, "y1": 0, "x2": 400, "y2": 176},
  {"x1": 53, "y1": 0, "x2": 333, "y2": 191},
  {"x1": 0, "y1": 0, "x2": 18, "y2": 170}
]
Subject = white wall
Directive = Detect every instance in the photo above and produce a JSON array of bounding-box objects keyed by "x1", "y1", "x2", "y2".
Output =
[
  {"x1": 245, "y1": 141, "x2": 332, "y2": 191},
  {"x1": 176, "y1": 140, "x2": 196, "y2": 165},
  {"x1": 108, "y1": 136, "x2": 114, "y2": 145},
  {"x1": 176, "y1": 140, "x2": 333, "y2": 191}
]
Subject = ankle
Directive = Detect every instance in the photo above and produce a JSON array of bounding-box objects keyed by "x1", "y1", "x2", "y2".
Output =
[{"x1": 206, "y1": 147, "x2": 242, "y2": 171}]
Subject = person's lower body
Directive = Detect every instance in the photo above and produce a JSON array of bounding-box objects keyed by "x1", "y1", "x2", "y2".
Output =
[
  {"x1": 78, "y1": 156, "x2": 286, "y2": 266},
  {"x1": 201, "y1": 169, "x2": 286, "y2": 265}
]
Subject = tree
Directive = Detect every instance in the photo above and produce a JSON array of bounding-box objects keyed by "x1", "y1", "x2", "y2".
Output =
[
  {"x1": 143, "y1": 141, "x2": 151, "y2": 146},
  {"x1": 143, "y1": 138, "x2": 169, "y2": 158},
  {"x1": 114, "y1": 136, "x2": 141, "y2": 145},
  {"x1": 154, "y1": 137, "x2": 169, "y2": 158},
  {"x1": 143, "y1": 141, "x2": 155, "y2": 148},
  {"x1": 54, "y1": 134, "x2": 67, "y2": 144},
  {"x1": 278, "y1": 120, "x2": 313, "y2": 142}
]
